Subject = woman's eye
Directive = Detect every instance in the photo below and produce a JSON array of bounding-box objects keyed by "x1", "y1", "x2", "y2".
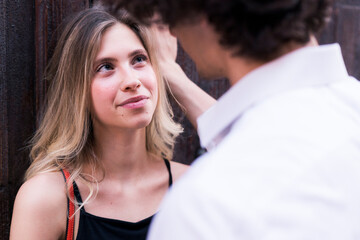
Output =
[
  {"x1": 97, "y1": 63, "x2": 113, "y2": 72},
  {"x1": 132, "y1": 55, "x2": 148, "y2": 65}
]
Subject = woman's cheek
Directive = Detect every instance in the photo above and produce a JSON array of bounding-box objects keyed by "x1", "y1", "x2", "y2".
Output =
[
  {"x1": 139, "y1": 68, "x2": 158, "y2": 91},
  {"x1": 91, "y1": 81, "x2": 118, "y2": 107}
]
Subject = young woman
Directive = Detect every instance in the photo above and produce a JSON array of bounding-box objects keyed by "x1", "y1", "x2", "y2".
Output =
[{"x1": 10, "y1": 7, "x2": 191, "y2": 240}]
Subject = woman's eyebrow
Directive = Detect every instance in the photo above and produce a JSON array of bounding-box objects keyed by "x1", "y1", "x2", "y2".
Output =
[
  {"x1": 93, "y1": 57, "x2": 116, "y2": 67},
  {"x1": 93, "y1": 48, "x2": 147, "y2": 67},
  {"x1": 128, "y1": 49, "x2": 148, "y2": 58}
]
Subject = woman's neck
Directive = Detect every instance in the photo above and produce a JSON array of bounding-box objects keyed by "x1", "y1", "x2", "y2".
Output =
[{"x1": 91, "y1": 125, "x2": 151, "y2": 182}]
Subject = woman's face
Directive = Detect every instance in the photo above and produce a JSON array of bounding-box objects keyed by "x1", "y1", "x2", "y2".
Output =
[{"x1": 91, "y1": 23, "x2": 158, "y2": 131}]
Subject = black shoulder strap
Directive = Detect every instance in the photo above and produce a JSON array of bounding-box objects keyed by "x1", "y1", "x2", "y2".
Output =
[
  {"x1": 164, "y1": 159, "x2": 173, "y2": 187},
  {"x1": 72, "y1": 181, "x2": 83, "y2": 205}
]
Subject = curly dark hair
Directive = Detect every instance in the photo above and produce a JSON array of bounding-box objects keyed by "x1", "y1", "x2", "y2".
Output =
[{"x1": 102, "y1": 0, "x2": 333, "y2": 61}]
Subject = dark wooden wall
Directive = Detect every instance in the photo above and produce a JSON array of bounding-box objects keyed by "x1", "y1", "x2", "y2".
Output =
[
  {"x1": 318, "y1": 0, "x2": 360, "y2": 80},
  {"x1": 1, "y1": 1, "x2": 36, "y2": 239},
  {"x1": 1, "y1": 0, "x2": 360, "y2": 239},
  {"x1": 1, "y1": 1, "x2": 90, "y2": 239},
  {"x1": 172, "y1": 48, "x2": 230, "y2": 164},
  {"x1": 35, "y1": 0, "x2": 92, "y2": 116}
]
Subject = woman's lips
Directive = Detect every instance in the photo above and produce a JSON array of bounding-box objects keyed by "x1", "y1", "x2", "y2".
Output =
[{"x1": 118, "y1": 95, "x2": 149, "y2": 109}]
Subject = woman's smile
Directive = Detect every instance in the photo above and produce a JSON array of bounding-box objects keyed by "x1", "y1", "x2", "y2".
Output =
[{"x1": 118, "y1": 95, "x2": 149, "y2": 109}]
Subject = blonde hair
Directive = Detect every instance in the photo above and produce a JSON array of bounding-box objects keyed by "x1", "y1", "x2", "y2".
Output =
[{"x1": 26, "y1": 7, "x2": 182, "y2": 199}]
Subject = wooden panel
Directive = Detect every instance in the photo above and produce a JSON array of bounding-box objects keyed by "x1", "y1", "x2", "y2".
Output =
[
  {"x1": 172, "y1": 45, "x2": 230, "y2": 165},
  {"x1": 335, "y1": 5, "x2": 360, "y2": 79},
  {"x1": 35, "y1": 0, "x2": 91, "y2": 119},
  {"x1": 318, "y1": 1, "x2": 360, "y2": 79},
  {"x1": 0, "y1": 1, "x2": 91, "y2": 239},
  {"x1": 0, "y1": 1, "x2": 36, "y2": 239}
]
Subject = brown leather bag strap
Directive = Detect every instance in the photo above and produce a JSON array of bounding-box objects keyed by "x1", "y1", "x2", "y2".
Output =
[{"x1": 60, "y1": 169, "x2": 75, "y2": 240}]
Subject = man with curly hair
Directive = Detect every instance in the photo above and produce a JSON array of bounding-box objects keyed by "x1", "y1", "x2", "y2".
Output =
[{"x1": 103, "y1": 0, "x2": 360, "y2": 239}]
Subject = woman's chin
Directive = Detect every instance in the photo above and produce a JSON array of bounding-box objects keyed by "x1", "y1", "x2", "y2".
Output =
[{"x1": 132, "y1": 117, "x2": 153, "y2": 129}]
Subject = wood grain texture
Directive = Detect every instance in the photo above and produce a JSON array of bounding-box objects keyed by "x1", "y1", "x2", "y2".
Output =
[
  {"x1": 1, "y1": 1, "x2": 36, "y2": 239},
  {"x1": 172, "y1": 45, "x2": 230, "y2": 165},
  {"x1": 1, "y1": 1, "x2": 90, "y2": 239},
  {"x1": 318, "y1": 1, "x2": 360, "y2": 79},
  {"x1": 35, "y1": 0, "x2": 90, "y2": 120}
]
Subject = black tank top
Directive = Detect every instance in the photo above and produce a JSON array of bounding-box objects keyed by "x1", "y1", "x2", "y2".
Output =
[{"x1": 73, "y1": 159, "x2": 173, "y2": 240}]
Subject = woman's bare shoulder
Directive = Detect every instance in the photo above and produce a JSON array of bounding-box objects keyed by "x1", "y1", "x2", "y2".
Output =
[
  {"x1": 10, "y1": 171, "x2": 67, "y2": 240},
  {"x1": 169, "y1": 161, "x2": 189, "y2": 182},
  {"x1": 17, "y1": 171, "x2": 67, "y2": 205}
]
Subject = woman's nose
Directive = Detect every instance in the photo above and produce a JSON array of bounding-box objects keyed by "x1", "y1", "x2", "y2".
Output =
[
  {"x1": 121, "y1": 79, "x2": 141, "y2": 91},
  {"x1": 120, "y1": 69, "x2": 141, "y2": 91}
]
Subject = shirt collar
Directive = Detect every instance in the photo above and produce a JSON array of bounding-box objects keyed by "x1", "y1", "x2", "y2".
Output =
[{"x1": 197, "y1": 43, "x2": 349, "y2": 150}]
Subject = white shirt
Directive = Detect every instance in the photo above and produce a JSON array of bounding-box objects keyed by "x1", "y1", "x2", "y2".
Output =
[{"x1": 148, "y1": 44, "x2": 360, "y2": 240}]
